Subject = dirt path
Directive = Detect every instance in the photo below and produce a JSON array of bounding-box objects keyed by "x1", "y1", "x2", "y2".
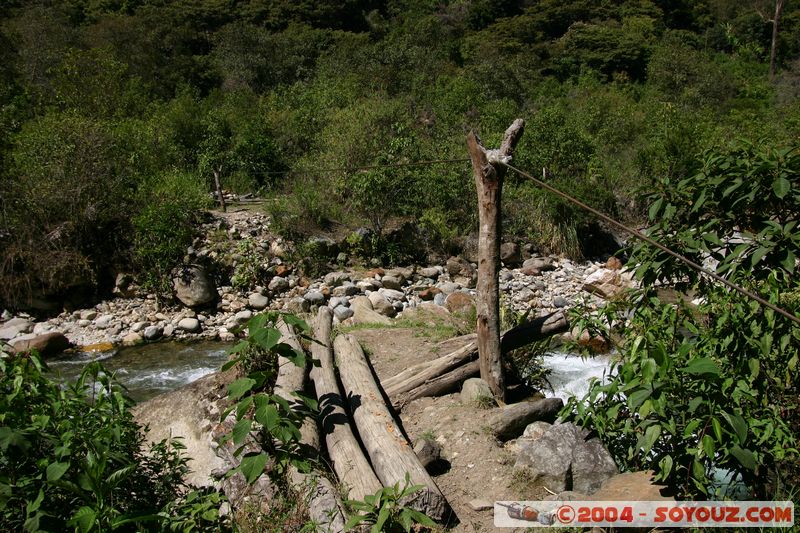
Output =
[{"x1": 349, "y1": 326, "x2": 549, "y2": 532}]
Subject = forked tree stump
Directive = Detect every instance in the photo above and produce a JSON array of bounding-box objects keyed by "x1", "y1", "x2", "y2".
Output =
[{"x1": 467, "y1": 119, "x2": 525, "y2": 402}]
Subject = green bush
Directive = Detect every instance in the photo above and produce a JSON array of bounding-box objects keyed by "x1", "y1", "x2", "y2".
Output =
[
  {"x1": 0, "y1": 351, "x2": 229, "y2": 532},
  {"x1": 565, "y1": 142, "x2": 800, "y2": 498}
]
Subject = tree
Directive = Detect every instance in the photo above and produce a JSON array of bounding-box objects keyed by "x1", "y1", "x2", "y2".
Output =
[{"x1": 467, "y1": 119, "x2": 525, "y2": 401}]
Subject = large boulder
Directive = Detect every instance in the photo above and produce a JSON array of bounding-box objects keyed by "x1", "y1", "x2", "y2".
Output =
[
  {"x1": 173, "y1": 266, "x2": 217, "y2": 308},
  {"x1": 12, "y1": 332, "x2": 71, "y2": 358},
  {"x1": 514, "y1": 422, "x2": 618, "y2": 494}
]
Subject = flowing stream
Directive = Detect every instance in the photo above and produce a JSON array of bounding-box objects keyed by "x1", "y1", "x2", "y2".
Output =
[
  {"x1": 47, "y1": 341, "x2": 231, "y2": 402},
  {"x1": 539, "y1": 351, "x2": 613, "y2": 401}
]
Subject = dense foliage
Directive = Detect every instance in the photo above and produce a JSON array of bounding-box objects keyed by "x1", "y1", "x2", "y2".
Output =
[
  {"x1": 2, "y1": 0, "x2": 800, "y2": 309},
  {"x1": 566, "y1": 142, "x2": 799, "y2": 499},
  {"x1": 0, "y1": 351, "x2": 229, "y2": 532}
]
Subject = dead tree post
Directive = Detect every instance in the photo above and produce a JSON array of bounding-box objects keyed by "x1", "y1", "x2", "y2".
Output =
[
  {"x1": 466, "y1": 119, "x2": 525, "y2": 402},
  {"x1": 212, "y1": 166, "x2": 226, "y2": 212}
]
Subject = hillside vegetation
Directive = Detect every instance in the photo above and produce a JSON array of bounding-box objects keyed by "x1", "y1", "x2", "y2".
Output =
[{"x1": 1, "y1": 0, "x2": 799, "y2": 308}]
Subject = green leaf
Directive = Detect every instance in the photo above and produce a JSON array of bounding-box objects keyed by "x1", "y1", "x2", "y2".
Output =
[
  {"x1": 239, "y1": 452, "x2": 268, "y2": 484},
  {"x1": 642, "y1": 424, "x2": 661, "y2": 454},
  {"x1": 628, "y1": 389, "x2": 651, "y2": 410},
  {"x1": 228, "y1": 377, "x2": 256, "y2": 400},
  {"x1": 751, "y1": 246, "x2": 769, "y2": 267},
  {"x1": 731, "y1": 445, "x2": 756, "y2": 470},
  {"x1": 255, "y1": 404, "x2": 280, "y2": 431},
  {"x1": 250, "y1": 327, "x2": 281, "y2": 351},
  {"x1": 780, "y1": 249, "x2": 796, "y2": 272},
  {"x1": 711, "y1": 417, "x2": 722, "y2": 442},
  {"x1": 232, "y1": 419, "x2": 252, "y2": 446},
  {"x1": 772, "y1": 176, "x2": 790, "y2": 198},
  {"x1": 374, "y1": 505, "x2": 391, "y2": 533},
  {"x1": 46, "y1": 461, "x2": 69, "y2": 482},
  {"x1": 659, "y1": 455, "x2": 673, "y2": 478},
  {"x1": 68, "y1": 506, "x2": 97, "y2": 533},
  {"x1": 722, "y1": 412, "x2": 748, "y2": 444},
  {"x1": 701, "y1": 435, "x2": 715, "y2": 458},
  {"x1": 648, "y1": 198, "x2": 663, "y2": 220},
  {"x1": 682, "y1": 358, "x2": 720, "y2": 376}
]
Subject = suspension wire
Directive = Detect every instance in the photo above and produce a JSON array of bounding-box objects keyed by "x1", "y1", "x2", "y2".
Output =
[
  {"x1": 260, "y1": 157, "x2": 471, "y2": 176},
  {"x1": 500, "y1": 162, "x2": 800, "y2": 327}
]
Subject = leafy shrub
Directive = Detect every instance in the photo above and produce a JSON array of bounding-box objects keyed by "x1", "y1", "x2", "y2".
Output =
[
  {"x1": 221, "y1": 312, "x2": 317, "y2": 483},
  {"x1": 565, "y1": 142, "x2": 799, "y2": 498},
  {"x1": 0, "y1": 351, "x2": 229, "y2": 532},
  {"x1": 345, "y1": 474, "x2": 437, "y2": 533}
]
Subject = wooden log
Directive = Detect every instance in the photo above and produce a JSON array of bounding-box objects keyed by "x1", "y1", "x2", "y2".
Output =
[
  {"x1": 383, "y1": 341, "x2": 477, "y2": 396},
  {"x1": 383, "y1": 312, "x2": 569, "y2": 402},
  {"x1": 392, "y1": 359, "x2": 481, "y2": 411},
  {"x1": 276, "y1": 320, "x2": 346, "y2": 533},
  {"x1": 486, "y1": 398, "x2": 564, "y2": 441},
  {"x1": 500, "y1": 311, "x2": 570, "y2": 354},
  {"x1": 334, "y1": 334, "x2": 450, "y2": 522},
  {"x1": 309, "y1": 308, "x2": 382, "y2": 501}
]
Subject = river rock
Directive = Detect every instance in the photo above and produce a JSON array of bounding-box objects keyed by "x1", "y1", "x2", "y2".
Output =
[
  {"x1": 248, "y1": 293, "x2": 269, "y2": 310},
  {"x1": 380, "y1": 289, "x2": 405, "y2": 302},
  {"x1": 0, "y1": 318, "x2": 34, "y2": 340},
  {"x1": 143, "y1": 325, "x2": 163, "y2": 341},
  {"x1": 178, "y1": 317, "x2": 201, "y2": 332},
  {"x1": 418, "y1": 267, "x2": 440, "y2": 279},
  {"x1": 173, "y1": 266, "x2": 217, "y2": 308},
  {"x1": 514, "y1": 422, "x2": 618, "y2": 494},
  {"x1": 367, "y1": 292, "x2": 396, "y2": 317},
  {"x1": 381, "y1": 275, "x2": 403, "y2": 290},
  {"x1": 461, "y1": 378, "x2": 494, "y2": 404},
  {"x1": 444, "y1": 292, "x2": 474, "y2": 314},
  {"x1": 163, "y1": 324, "x2": 175, "y2": 337},
  {"x1": 268, "y1": 276, "x2": 289, "y2": 293},
  {"x1": 12, "y1": 332, "x2": 71, "y2": 357},
  {"x1": 500, "y1": 242, "x2": 521, "y2": 266},
  {"x1": 324, "y1": 271, "x2": 350, "y2": 287},
  {"x1": 350, "y1": 296, "x2": 391, "y2": 325},
  {"x1": 304, "y1": 290, "x2": 326, "y2": 305},
  {"x1": 332, "y1": 305, "x2": 354, "y2": 322},
  {"x1": 433, "y1": 293, "x2": 446, "y2": 306}
]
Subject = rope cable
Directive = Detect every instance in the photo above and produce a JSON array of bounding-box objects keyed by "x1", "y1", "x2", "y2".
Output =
[{"x1": 500, "y1": 161, "x2": 800, "y2": 327}]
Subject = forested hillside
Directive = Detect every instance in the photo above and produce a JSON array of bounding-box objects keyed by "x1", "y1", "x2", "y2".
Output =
[{"x1": 1, "y1": 0, "x2": 799, "y2": 309}]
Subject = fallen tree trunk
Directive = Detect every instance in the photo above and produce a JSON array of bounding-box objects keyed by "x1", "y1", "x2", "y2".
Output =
[
  {"x1": 309, "y1": 308, "x2": 382, "y2": 501},
  {"x1": 500, "y1": 311, "x2": 569, "y2": 354},
  {"x1": 392, "y1": 359, "x2": 481, "y2": 410},
  {"x1": 383, "y1": 341, "x2": 477, "y2": 398},
  {"x1": 334, "y1": 334, "x2": 450, "y2": 522},
  {"x1": 487, "y1": 397, "x2": 564, "y2": 441},
  {"x1": 383, "y1": 312, "x2": 569, "y2": 402},
  {"x1": 276, "y1": 320, "x2": 346, "y2": 533}
]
